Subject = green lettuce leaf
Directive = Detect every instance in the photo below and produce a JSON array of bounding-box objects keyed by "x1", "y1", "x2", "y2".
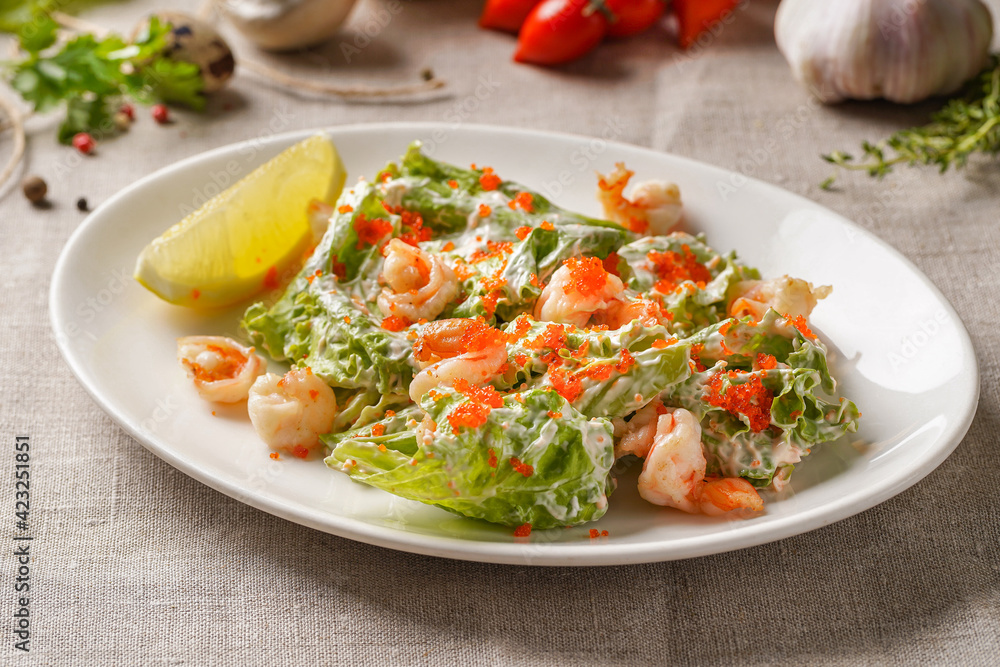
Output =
[
  {"x1": 616, "y1": 233, "x2": 759, "y2": 336},
  {"x1": 500, "y1": 317, "x2": 692, "y2": 420},
  {"x1": 326, "y1": 387, "x2": 614, "y2": 529},
  {"x1": 662, "y1": 310, "x2": 860, "y2": 487},
  {"x1": 243, "y1": 284, "x2": 416, "y2": 399}
]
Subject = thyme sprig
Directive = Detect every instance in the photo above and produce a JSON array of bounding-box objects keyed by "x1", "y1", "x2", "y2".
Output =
[{"x1": 821, "y1": 55, "x2": 1000, "y2": 189}]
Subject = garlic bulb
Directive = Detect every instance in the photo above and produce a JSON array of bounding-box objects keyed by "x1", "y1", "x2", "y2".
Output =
[
  {"x1": 217, "y1": 0, "x2": 359, "y2": 52},
  {"x1": 775, "y1": 0, "x2": 994, "y2": 104}
]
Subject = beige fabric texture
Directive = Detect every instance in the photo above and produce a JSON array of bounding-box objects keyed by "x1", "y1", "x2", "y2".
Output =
[{"x1": 2, "y1": 0, "x2": 999, "y2": 664}]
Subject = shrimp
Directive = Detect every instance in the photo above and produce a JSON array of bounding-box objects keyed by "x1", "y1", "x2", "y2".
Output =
[
  {"x1": 636, "y1": 408, "x2": 707, "y2": 513},
  {"x1": 612, "y1": 400, "x2": 663, "y2": 459},
  {"x1": 377, "y1": 239, "x2": 458, "y2": 323},
  {"x1": 597, "y1": 296, "x2": 672, "y2": 330},
  {"x1": 177, "y1": 336, "x2": 266, "y2": 403},
  {"x1": 698, "y1": 478, "x2": 766, "y2": 517},
  {"x1": 247, "y1": 367, "x2": 338, "y2": 456},
  {"x1": 597, "y1": 163, "x2": 683, "y2": 236},
  {"x1": 534, "y1": 257, "x2": 626, "y2": 328},
  {"x1": 634, "y1": 407, "x2": 764, "y2": 516},
  {"x1": 729, "y1": 276, "x2": 832, "y2": 321},
  {"x1": 408, "y1": 318, "x2": 508, "y2": 402}
]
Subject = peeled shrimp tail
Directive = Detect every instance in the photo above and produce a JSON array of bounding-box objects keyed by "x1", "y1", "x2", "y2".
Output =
[
  {"x1": 613, "y1": 400, "x2": 663, "y2": 459},
  {"x1": 637, "y1": 408, "x2": 706, "y2": 513},
  {"x1": 177, "y1": 335, "x2": 266, "y2": 403},
  {"x1": 409, "y1": 343, "x2": 507, "y2": 403},
  {"x1": 533, "y1": 258, "x2": 626, "y2": 328},
  {"x1": 636, "y1": 407, "x2": 764, "y2": 516},
  {"x1": 377, "y1": 238, "x2": 458, "y2": 323},
  {"x1": 408, "y1": 318, "x2": 509, "y2": 402},
  {"x1": 248, "y1": 367, "x2": 338, "y2": 456},
  {"x1": 728, "y1": 276, "x2": 832, "y2": 320},
  {"x1": 596, "y1": 163, "x2": 683, "y2": 235},
  {"x1": 698, "y1": 478, "x2": 765, "y2": 516}
]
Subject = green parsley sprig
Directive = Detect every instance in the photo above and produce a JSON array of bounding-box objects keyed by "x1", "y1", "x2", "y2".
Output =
[
  {"x1": 2, "y1": 3, "x2": 205, "y2": 144},
  {"x1": 821, "y1": 55, "x2": 1000, "y2": 189}
]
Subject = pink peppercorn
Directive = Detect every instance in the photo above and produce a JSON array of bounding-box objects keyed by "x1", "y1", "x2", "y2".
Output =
[
  {"x1": 151, "y1": 104, "x2": 170, "y2": 124},
  {"x1": 72, "y1": 133, "x2": 95, "y2": 155}
]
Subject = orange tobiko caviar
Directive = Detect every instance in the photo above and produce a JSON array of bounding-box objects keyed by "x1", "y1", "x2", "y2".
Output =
[
  {"x1": 184, "y1": 343, "x2": 248, "y2": 384},
  {"x1": 481, "y1": 290, "x2": 503, "y2": 317},
  {"x1": 563, "y1": 256, "x2": 611, "y2": 297},
  {"x1": 756, "y1": 353, "x2": 778, "y2": 370},
  {"x1": 513, "y1": 523, "x2": 532, "y2": 537},
  {"x1": 459, "y1": 318, "x2": 507, "y2": 352},
  {"x1": 615, "y1": 349, "x2": 635, "y2": 374},
  {"x1": 507, "y1": 316, "x2": 533, "y2": 341},
  {"x1": 353, "y1": 214, "x2": 393, "y2": 249},
  {"x1": 479, "y1": 167, "x2": 501, "y2": 191},
  {"x1": 508, "y1": 191, "x2": 534, "y2": 212},
  {"x1": 509, "y1": 457, "x2": 534, "y2": 477},
  {"x1": 704, "y1": 371, "x2": 774, "y2": 432},
  {"x1": 549, "y1": 367, "x2": 584, "y2": 403},
  {"x1": 647, "y1": 244, "x2": 712, "y2": 293},
  {"x1": 788, "y1": 314, "x2": 816, "y2": 339},
  {"x1": 447, "y1": 378, "x2": 505, "y2": 434},
  {"x1": 526, "y1": 323, "x2": 569, "y2": 365},
  {"x1": 381, "y1": 315, "x2": 411, "y2": 332},
  {"x1": 581, "y1": 363, "x2": 614, "y2": 382},
  {"x1": 469, "y1": 240, "x2": 513, "y2": 264},
  {"x1": 397, "y1": 210, "x2": 432, "y2": 246},
  {"x1": 447, "y1": 403, "x2": 493, "y2": 433}
]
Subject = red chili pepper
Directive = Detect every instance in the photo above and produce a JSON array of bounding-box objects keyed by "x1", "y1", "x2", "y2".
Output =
[
  {"x1": 151, "y1": 104, "x2": 170, "y2": 124},
  {"x1": 673, "y1": 0, "x2": 741, "y2": 49},
  {"x1": 514, "y1": 0, "x2": 610, "y2": 66},
  {"x1": 72, "y1": 133, "x2": 95, "y2": 155},
  {"x1": 480, "y1": 0, "x2": 544, "y2": 33},
  {"x1": 605, "y1": 0, "x2": 665, "y2": 38}
]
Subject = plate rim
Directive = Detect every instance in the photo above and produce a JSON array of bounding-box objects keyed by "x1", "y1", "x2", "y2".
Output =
[{"x1": 49, "y1": 121, "x2": 981, "y2": 566}]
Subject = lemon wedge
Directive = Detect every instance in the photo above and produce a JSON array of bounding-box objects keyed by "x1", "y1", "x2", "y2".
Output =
[{"x1": 134, "y1": 134, "x2": 346, "y2": 308}]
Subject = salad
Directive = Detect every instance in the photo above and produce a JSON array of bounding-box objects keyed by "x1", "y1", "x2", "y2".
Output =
[{"x1": 176, "y1": 142, "x2": 860, "y2": 535}]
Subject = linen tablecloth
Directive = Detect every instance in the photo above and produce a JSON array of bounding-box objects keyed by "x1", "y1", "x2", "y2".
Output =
[{"x1": 2, "y1": 0, "x2": 998, "y2": 663}]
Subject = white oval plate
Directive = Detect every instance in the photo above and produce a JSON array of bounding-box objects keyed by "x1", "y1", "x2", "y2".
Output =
[{"x1": 51, "y1": 123, "x2": 979, "y2": 566}]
